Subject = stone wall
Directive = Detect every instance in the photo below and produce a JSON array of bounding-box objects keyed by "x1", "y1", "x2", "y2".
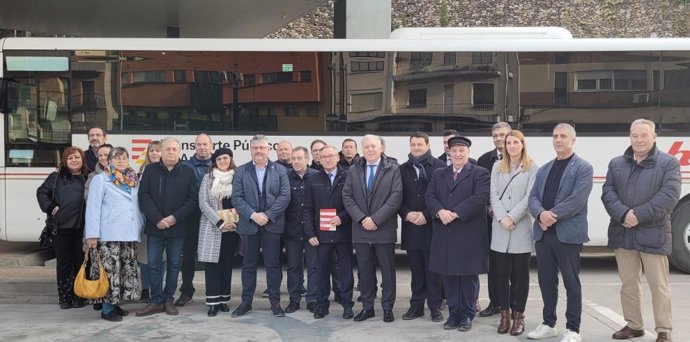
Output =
[{"x1": 267, "y1": 0, "x2": 690, "y2": 38}]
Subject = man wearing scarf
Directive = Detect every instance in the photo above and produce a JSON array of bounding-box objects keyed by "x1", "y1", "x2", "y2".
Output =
[{"x1": 398, "y1": 132, "x2": 445, "y2": 323}]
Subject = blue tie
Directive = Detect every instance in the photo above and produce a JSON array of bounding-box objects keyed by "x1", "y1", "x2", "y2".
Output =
[
  {"x1": 329, "y1": 172, "x2": 335, "y2": 186},
  {"x1": 367, "y1": 165, "x2": 376, "y2": 191}
]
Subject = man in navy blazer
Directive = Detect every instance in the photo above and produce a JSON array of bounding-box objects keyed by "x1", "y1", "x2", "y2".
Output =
[
  {"x1": 527, "y1": 123, "x2": 593, "y2": 342},
  {"x1": 230, "y1": 135, "x2": 291, "y2": 318}
]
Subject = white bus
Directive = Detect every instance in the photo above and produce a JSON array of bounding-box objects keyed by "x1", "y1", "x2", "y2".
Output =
[{"x1": 1, "y1": 30, "x2": 689, "y2": 272}]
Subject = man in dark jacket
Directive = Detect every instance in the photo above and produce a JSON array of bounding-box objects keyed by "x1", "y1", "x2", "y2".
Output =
[
  {"x1": 399, "y1": 132, "x2": 445, "y2": 323},
  {"x1": 85, "y1": 127, "x2": 107, "y2": 172},
  {"x1": 338, "y1": 138, "x2": 360, "y2": 170},
  {"x1": 304, "y1": 145, "x2": 354, "y2": 320},
  {"x1": 176, "y1": 133, "x2": 213, "y2": 307},
  {"x1": 425, "y1": 136, "x2": 490, "y2": 332},
  {"x1": 310, "y1": 139, "x2": 327, "y2": 171},
  {"x1": 230, "y1": 134, "x2": 291, "y2": 317},
  {"x1": 136, "y1": 137, "x2": 199, "y2": 317},
  {"x1": 275, "y1": 140, "x2": 293, "y2": 170},
  {"x1": 283, "y1": 146, "x2": 318, "y2": 313},
  {"x1": 602, "y1": 119, "x2": 680, "y2": 342},
  {"x1": 476, "y1": 122, "x2": 511, "y2": 318},
  {"x1": 342, "y1": 134, "x2": 403, "y2": 323}
]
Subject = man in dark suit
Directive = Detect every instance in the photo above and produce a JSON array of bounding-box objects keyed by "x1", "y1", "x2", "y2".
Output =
[
  {"x1": 342, "y1": 134, "x2": 403, "y2": 323},
  {"x1": 399, "y1": 132, "x2": 445, "y2": 323},
  {"x1": 425, "y1": 136, "x2": 490, "y2": 332},
  {"x1": 437, "y1": 129, "x2": 460, "y2": 166},
  {"x1": 304, "y1": 145, "x2": 354, "y2": 320},
  {"x1": 230, "y1": 134, "x2": 291, "y2": 318},
  {"x1": 527, "y1": 123, "x2": 593, "y2": 342},
  {"x1": 283, "y1": 146, "x2": 317, "y2": 313},
  {"x1": 476, "y1": 122, "x2": 511, "y2": 318}
]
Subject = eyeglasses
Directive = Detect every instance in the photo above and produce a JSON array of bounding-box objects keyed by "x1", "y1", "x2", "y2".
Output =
[
  {"x1": 113, "y1": 155, "x2": 129, "y2": 161},
  {"x1": 320, "y1": 154, "x2": 338, "y2": 160}
]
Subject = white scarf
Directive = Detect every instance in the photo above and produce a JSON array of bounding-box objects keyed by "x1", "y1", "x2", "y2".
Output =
[{"x1": 210, "y1": 169, "x2": 234, "y2": 200}]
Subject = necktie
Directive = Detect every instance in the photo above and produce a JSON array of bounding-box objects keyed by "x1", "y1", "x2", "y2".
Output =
[
  {"x1": 367, "y1": 165, "x2": 376, "y2": 191},
  {"x1": 497, "y1": 153, "x2": 502, "y2": 161},
  {"x1": 329, "y1": 172, "x2": 335, "y2": 186},
  {"x1": 453, "y1": 170, "x2": 459, "y2": 181}
]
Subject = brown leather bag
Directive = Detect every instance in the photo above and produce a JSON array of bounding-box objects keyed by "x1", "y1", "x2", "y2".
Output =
[{"x1": 74, "y1": 250, "x2": 109, "y2": 299}]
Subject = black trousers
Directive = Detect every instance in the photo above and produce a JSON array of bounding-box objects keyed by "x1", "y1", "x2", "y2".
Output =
[
  {"x1": 317, "y1": 242, "x2": 354, "y2": 310},
  {"x1": 535, "y1": 232, "x2": 583, "y2": 333},
  {"x1": 53, "y1": 230, "x2": 84, "y2": 304},
  {"x1": 180, "y1": 212, "x2": 201, "y2": 295},
  {"x1": 494, "y1": 251, "x2": 530, "y2": 312},
  {"x1": 354, "y1": 243, "x2": 395, "y2": 311},
  {"x1": 407, "y1": 249, "x2": 442, "y2": 311},
  {"x1": 240, "y1": 230, "x2": 283, "y2": 305},
  {"x1": 443, "y1": 274, "x2": 479, "y2": 322},
  {"x1": 285, "y1": 238, "x2": 318, "y2": 304},
  {"x1": 204, "y1": 231, "x2": 239, "y2": 305}
]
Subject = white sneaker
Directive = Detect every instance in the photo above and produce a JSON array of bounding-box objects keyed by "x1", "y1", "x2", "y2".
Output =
[
  {"x1": 527, "y1": 324, "x2": 558, "y2": 339},
  {"x1": 560, "y1": 329, "x2": 582, "y2": 342}
]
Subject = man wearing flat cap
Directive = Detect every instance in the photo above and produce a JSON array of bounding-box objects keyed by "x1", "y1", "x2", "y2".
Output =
[{"x1": 425, "y1": 135, "x2": 490, "y2": 333}]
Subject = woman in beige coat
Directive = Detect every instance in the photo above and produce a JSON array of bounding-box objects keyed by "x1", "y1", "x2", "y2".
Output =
[{"x1": 489, "y1": 130, "x2": 538, "y2": 336}]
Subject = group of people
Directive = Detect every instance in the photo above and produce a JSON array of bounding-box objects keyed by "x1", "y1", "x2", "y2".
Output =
[{"x1": 35, "y1": 118, "x2": 679, "y2": 342}]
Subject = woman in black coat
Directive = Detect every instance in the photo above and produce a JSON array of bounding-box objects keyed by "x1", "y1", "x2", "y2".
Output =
[{"x1": 36, "y1": 146, "x2": 89, "y2": 309}]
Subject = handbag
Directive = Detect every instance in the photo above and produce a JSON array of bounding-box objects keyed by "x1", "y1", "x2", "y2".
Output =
[{"x1": 74, "y1": 250, "x2": 109, "y2": 299}]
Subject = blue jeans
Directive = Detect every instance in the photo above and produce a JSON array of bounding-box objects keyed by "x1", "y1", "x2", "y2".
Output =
[
  {"x1": 140, "y1": 260, "x2": 165, "y2": 291},
  {"x1": 147, "y1": 235, "x2": 184, "y2": 305}
]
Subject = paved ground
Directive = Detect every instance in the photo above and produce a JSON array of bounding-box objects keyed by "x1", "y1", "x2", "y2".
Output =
[{"x1": 0, "y1": 243, "x2": 688, "y2": 341}]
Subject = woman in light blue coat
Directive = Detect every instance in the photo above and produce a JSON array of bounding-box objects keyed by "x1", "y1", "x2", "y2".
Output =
[
  {"x1": 489, "y1": 130, "x2": 538, "y2": 336},
  {"x1": 85, "y1": 147, "x2": 144, "y2": 322}
]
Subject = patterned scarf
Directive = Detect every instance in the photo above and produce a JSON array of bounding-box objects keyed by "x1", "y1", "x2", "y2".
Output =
[{"x1": 106, "y1": 164, "x2": 139, "y2": 193}]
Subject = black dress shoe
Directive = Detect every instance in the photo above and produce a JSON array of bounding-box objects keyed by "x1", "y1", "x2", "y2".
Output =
[
  {"x1": 402, "y1": 307, "x2": 424, "y2": 320},
  {"x1": 218, "y1": 303, "x2": 230, "y2": 312},
  {"x1": 383, "y1": 310, "x2": 394, "y2": 323},
  {"x1": 285, "y1": 301, "x2": 300, "y2": 313},
  {"x1": 208, "y1": 305, "x2": 219, "y2": 317},
  {"x1": 354, "y1": 309, "x2": 375, "y2": 322},
  {"x1": 271, "y1": 303, "x2": 285, "y2": 317},
  {"x1": 231, "y1": 302, "x2": 252, "y2": 317},
  {"x1": 457, "y1": 318, "x2": 472, "y2": 332},
  {"x1": 174, "y1": 292, "x2": 193, "y2": 307},
  {"x1": 314, "y1": 307, "x2": 329, "y2": 319},
  {"x1": 430, "y1": 309, "x2": 444, "y2": 322},
  {"x1": 343, "y1": 307, "x2": 354, "y2": 319},
  {"x1": 93, "y1": 303, "x2": 102, "y2": 311},
  {"x1": 71, "y1": 300, "x2": 86, "y2": 309},
  {"x1": 306, "y1": 302, "x2": 317, "y2": 313},
  {"x1": 478, "y1": 304, "x2": 501, "y2": 317},
  {"x1": 443, "y1": 316, "x2": 460, "y2": 330},
  {"x1": 101, "y1": 311, "x2": 123, "y2": 322},
  {"x1": 59, "y1": 302, "x2": 72, "y2": 310},
  {"x1": 113, "y1": 305, "x2": 129, "y2": 316}
]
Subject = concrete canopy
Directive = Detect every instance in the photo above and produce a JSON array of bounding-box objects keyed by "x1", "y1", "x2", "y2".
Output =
[{"x1": 0, "y1": 0, "x2": 328, "y2": 38}]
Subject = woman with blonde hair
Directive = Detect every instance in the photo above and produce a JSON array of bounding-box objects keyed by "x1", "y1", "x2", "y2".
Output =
[
  {"x1": 137, "y1": 140, "x2": 162, "y2": 303},
  {"x1": 489, "y1": 130, "x2": 538, "y2": 336}
]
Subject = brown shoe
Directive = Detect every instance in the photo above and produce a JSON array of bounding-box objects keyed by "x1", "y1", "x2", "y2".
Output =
[
  {"x1": 497, "y1": 309, "x2": 512, "y2": 334},
  {"x1": 164, "y1": 299, "x2": 179, "y2": 315},
  {"x1": 135, "y1": 303, "x2": 165, "y2": 317},
  {"x1": 656, "y1": 332, "x2": 672, "y2": 342},
  {"x1": 612, "y1": 326, "x2": 645, "y2": 340},
  {"x1": 510, "y1": 312, "x2": 525, "y2": 336}
]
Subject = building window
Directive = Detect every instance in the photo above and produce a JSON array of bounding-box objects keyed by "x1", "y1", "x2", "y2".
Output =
[
  {"x1": 575, "y1": 70, "x2": 646, "y2": 91},
  {"x1": 262, "y1": 73, "x2": 277, "y2": 84},
  {"x1": 284, "y1": 106, "x2": 298, "y2": 117},
  {"x1": 82, "y1": 81, "x2": 95, "y2": 107},
  {"x1": 300, "y1": 71, "x2": 312, "y2": 82},
  {"x1": 349, "y1": 52, "x2": 385, "y2": 58},
  {"x1": 244, "y1": 74, "x2": 256, "y2": 86},
  {"x1": 277, "y1": 72, "x2": 293, "y2": 83},
  {"x1": 351, "y1": 61, "x2": 384, "y2": 72},
  {"x1": 443, "y1": 53, "x2": 456, "y2": 65},
  {"x1": 408, "y1": 89, "x2": 427, "y2": 108},
  {"x1": 351, "y1": 92, "x2": 383, "y2": 112},
  {"x1": 121, "y1": 73, "x2": 129, "y2": 85},
  {"x1": 174, "y1": 70, "x2": 186, "y2": 82},
  {"x1": 472, "y1": 52, "x2": 492, "y2": 65},
  {"x1": 410, "y1": 52, "x2": 433, "y2": 69},
  {"x1": 194, "y1": 71, "x2": 223, "y2": 83},
  {"x1": 133, "y1": 71, "x2": 165, "y2": 83},
  {"x1": 472, "y1": 83, "x2": 494, "y2": 110},
  {"x1": 307, "y1": 106, "x2": 318, "y2": 117}
]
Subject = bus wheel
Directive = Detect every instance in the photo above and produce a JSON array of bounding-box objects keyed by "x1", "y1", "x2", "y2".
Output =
[{"x1": 670, "y1": 199, "x2": 690, "y2": 274}]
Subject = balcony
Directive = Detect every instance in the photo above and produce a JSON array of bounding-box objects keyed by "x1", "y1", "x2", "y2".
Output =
[{"x1": 394, "y1": 64, "x2": 500, "y2": 82}]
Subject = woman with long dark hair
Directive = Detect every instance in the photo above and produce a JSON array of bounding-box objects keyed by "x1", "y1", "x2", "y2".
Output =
[{"x1": 36, "y1": 146, "x2": 89, "y2": 309}]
